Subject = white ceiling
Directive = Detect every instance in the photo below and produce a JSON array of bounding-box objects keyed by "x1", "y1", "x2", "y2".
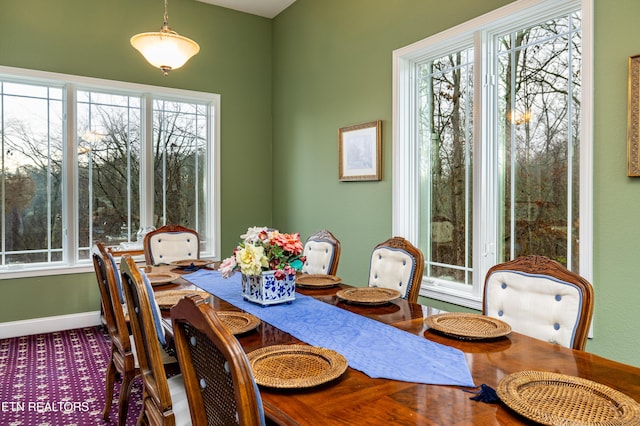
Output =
[{"x1": 195, "y1": 0, "x2": 297, "y2": 18}]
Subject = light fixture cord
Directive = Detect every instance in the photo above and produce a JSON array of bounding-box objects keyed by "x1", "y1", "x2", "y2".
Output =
[{"x1": 163, "y1": 0, "x2": 169, "y2": 29}]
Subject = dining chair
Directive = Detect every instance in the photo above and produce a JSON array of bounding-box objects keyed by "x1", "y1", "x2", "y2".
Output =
[
  {"x1": 301, "y1": 229, "x2": 341, "y2": 275},
  {"x1": 171, "y1": 294, "x2": 266, "y2": 426},
  {"x1": 368, "y1": 236, "x2": 425, "y2": 303},
  {"x1": 119, "y1": 255, "x2": 191, "y2": 425},
  {"x1": 92, "y1": 242, "x2": 137, "y2": 426},
  {"x1": 483, "y1": 255, "x2": 594, "y2": 351},
  {"x1": 144, "y1": 224, "x2": 200, "y2": 265}
]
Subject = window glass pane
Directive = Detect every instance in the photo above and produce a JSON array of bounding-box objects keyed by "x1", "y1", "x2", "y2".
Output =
[
  {"x1": 0, "y1": 72, "x2": 215, "y2": 272},
  {"x1": 3, "y1": 82, "x2": 62, "y2": 99},
  {"x1": 1, "y1": 85, "x2": 63, "y2": 265},
  {"x1": 496, "y1": 12, "x2": 581, "y2": 269},
  {"x1": 152, "y1": 99, "x2": 208, "y2": 247},
  {"x1": 396, "y1": 1, "x2": 585, "y2": 307},
  {"x1": 77, "y1": 90, "x2": 141, "y2": 258},
  {"x1": 418, "y1": 47, "x2": 474, "y2": 285}
]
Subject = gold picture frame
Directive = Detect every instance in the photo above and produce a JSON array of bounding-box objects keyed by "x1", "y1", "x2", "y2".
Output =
[
  {"x1": 338, "y1": 120, "x2": 382, "y2": 181},
  {"x1": 628, "y1": 55, "x2": 640, "y2": 176}
]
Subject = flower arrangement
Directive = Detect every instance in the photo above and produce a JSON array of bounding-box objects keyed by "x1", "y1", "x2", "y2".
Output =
[{"x1": 220, "y1": 226, "x2": 306, "y2": 279}]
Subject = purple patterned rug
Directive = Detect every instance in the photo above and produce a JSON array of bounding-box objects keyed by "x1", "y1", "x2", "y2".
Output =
[{"x1": 0, "y1": 326, "x2": 144, "y2": 426}]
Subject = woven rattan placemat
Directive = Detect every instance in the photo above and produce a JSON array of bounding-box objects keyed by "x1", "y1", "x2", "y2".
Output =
[
  {"x1": 296, "y1": 274, "x2": 342, "y2": 288},
  {"x1": 247, "y1": 345, "x2": 348, "y2": 389},
  {"x1": 497, "y1": 370, "x2": 640, "y2": 425},
  {"x1": 169, "y1": 259, "x2": 212, "y2": 269},
  {"x1": 217, "y1": 311, "x2": 260, "y2": 335},
  {"x1": 336, "y1": 287, "x2": 401, "y2": 305},
  {"x1": 425, "y1": 312, "x2": 511, "y2": 340},
  {"x1": 146, "y1": 272, "x2": 181, "y2": 286},
  {"x1": 155, "y1": 290, "x2": 211, "y2": 309}
]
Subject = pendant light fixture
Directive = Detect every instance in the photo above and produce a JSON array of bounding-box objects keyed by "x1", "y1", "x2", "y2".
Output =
[{"x1": 130, "y1": 0, "x2": 200, "y2": 76}]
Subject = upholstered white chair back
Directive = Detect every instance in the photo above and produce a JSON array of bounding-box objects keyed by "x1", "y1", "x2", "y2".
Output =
[
  {"x1": 301, "y1": 230, "x2": 341, "y2": 275},
  {"x1": 484, "y1": 270, "x2": 586, "y2": 349},
  {"x1": 148, "y1": 233, "x2": 198, "y2": 264},
  {"x1": 302, "y1": 240, "x2": 336, "y2": 274},
  {"x1": 369, "y1": 247, "x2": 416, "y2": 299},
  {"x1": 144, "y1": 225, "x2": 200, "y2": 265}
]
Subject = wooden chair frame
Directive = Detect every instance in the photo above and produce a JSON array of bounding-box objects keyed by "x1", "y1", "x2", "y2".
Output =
[
  {"x1": 92, "y1": 242, "x2": 138, "y2": 426},
  {"x1": 370, "y1": 236, "x2": 425, "y2": 304},
  {"x1": 483, "y1": 255, "x2": 594, "y2": 351},
  {"x1": 171, "y1": 295, "x2": 264, "y2": 426},
  {"x1": 120, "y1": 255, "x2": 178, "y2": 425},
  {"x1": 143, "y1": 224, "x2": 200, "y2": 265},
  {"x1": 303, "y1": 229, "x2": 342, "y2": 276}
]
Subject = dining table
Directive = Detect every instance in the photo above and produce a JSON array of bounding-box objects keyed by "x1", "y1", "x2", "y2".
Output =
[{"x1": 149, "y1": 265, "x2": 640, "y2": 425}]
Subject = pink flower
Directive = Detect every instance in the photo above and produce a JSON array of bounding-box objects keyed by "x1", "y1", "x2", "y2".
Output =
[
  {"x1": 271, "y1": 232, "x2": 303, "y2": 255},
  {"x1": 219, "y1": 256, "x2": 237, "y2": 278},
  {"x1": 283, "y1": 265, "x2": 296, "y2": 276}
]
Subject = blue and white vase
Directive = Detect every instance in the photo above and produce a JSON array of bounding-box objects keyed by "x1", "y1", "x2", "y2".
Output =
[{"x1": 241, "y1": 270, "x2": 296, "y2": 306}]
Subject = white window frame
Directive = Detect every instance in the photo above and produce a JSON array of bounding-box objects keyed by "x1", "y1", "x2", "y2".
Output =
[
  {"x1": 0, "y1": 65, "x2": 221, "y2": 279},
  {"x1": 392, "y1": 0, "x2": 593, "y2": 309}
]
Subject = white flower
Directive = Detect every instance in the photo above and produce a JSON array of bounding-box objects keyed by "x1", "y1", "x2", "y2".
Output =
[{"x1": 240, "y1": 226, "x2": 269, "y2": 244}]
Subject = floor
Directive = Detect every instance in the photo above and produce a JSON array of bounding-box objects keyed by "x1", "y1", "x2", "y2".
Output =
[{"x1": 0, "y1": 326, "x2": 143, "y2": 426}]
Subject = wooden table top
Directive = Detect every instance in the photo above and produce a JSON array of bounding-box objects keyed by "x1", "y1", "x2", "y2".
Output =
[{"x1": 154, "y1": 272, "x2": 640, "y2": 425}]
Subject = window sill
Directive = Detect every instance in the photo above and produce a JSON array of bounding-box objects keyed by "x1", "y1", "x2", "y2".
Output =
[
  {"x1": 0, "y1": 263, "x2": 97, "y2": 280},
  {"x1": 419, "y1": 284, "x2": 482, "y2": 311},
  {"x1": 0, "y1": 255, "x2": 219, "y2": 280}
]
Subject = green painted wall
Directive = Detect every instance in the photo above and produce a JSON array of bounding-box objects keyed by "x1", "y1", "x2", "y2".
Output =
[
  {"x1": 271, "y1": 0, "x2": 640, "y2": 368},
  {"x1": 0, "y1": 0, "x2": 273, "y2": 321},
  {"x1": 589, "y1": 0, "x2": 640, "y2": 367},
  {"x1": 2, "y1": 0, "x2": 640, "y2": 369},
  {"x1": 272, "y1": 0, "x2": 512, "y2": 287}
]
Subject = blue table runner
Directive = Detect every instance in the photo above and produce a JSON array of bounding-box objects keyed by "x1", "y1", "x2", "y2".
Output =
[{"x1": 184, "y1": 269, "x2": 475, "y2": 387}]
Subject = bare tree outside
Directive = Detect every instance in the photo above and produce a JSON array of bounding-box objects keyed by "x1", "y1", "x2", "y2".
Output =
[
  {"x1": 497, "y1": 13, "x2": 581, "y2": 270},
  {"x1": 1, "y1": 83, "x2": 64, "y2": 264},
  {"x1": 419, "y1": 47, "x2": 474, "y2": 284},
  {"x1": 152, "y1": 100, "x2": 207, "y2": 233},
  {"x1": 77, "y1": 91, "x2": 142, "y2": 258},
  {"x1": 419, "y1": 11, "x2": 582, "y2": 286},
  {"x1": 0, "y1": 86, "x2": 208, "y2": 265}
]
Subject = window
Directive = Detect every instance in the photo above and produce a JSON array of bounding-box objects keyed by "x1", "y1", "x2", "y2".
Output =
[
  {"x1": 393, "y1": 0, "x2": 592, "y2": 309},
  {"x1": 0, "y1": 67, "x2": 220, "y2": 276}
]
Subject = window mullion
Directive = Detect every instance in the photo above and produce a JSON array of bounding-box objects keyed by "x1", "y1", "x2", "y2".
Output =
[
  {"x1": 509, "y1": 31, "x2": 517, "y2": 261},
  {"x1": 140, "y1": 95, "x2": 154, "y2": 228},
  {"x1": 474, "y1": 30, "x2": 497, "y2": 299},
  {"x1": 566, "y1": 17, "x2": 574, "y2": 270},
  {"x1": 65, "y1": 84, "x2": 77, "y2": 265},
  {"x1": 126, "y1": 97, "x2": 132, "y2": 240},
  {"x1": 1, "y1": 82, "x2": 5, "y2": 265},
  {"x1": 209, "y1": 101, "x2": 221, "y2": 260},
  {"x1": 392, "y1": 53, "x2": 420, "y2": 242},
  {"x1": 86, "y1": 96, "x2": 93, "y2": 252},
  {"x1": 162, "y1": 104, "x2": 167, "y2": 225},
  {"x1": 578, "y1": 0, "x2": 593, "y2": 284},
  {"x1": 464, "y1": 50, "x2": 472, "y2": 286}
]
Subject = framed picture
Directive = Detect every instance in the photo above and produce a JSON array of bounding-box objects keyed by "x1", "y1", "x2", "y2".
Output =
[
  {"x1": 338, "y1": 120, "x2": 382, "y2": 181},
  {"x1": 628, "y1": 55, "x2": 640, "y2": 176}
]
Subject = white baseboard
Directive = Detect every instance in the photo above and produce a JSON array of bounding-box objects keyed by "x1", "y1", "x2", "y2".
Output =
[{"x1": 0, "y1": 311, "x2": 102, "y2": 339}]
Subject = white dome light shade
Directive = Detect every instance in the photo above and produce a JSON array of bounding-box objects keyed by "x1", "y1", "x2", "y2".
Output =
[
  {"x1": 130, "y1": 0, "x2": 200, "y2": 76},
  {"x1": 131, "y1": 30, "x2": 200, "y2": 75}
]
